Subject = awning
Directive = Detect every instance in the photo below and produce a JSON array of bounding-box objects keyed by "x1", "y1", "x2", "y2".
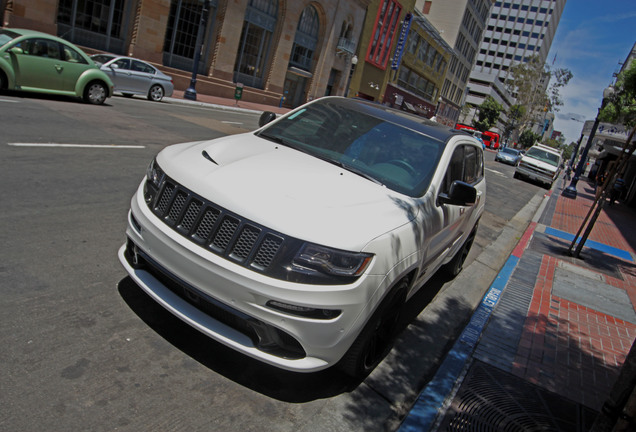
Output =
[{"x1": 287, "y1": 66, "x2": 313, "y2": 78}]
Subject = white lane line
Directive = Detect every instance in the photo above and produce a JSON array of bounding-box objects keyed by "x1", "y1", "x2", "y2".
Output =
[
  {"x1": 486, "y1": 167, "x2": 507, "y2": 177},
  {"x1": 222, "y1": 121, "x2": 243, "y2": 125},
  {"x1": 8, "y1": 143, "x2": 145, "y2": 149},
  {"x1": 0, "y1": 98, "x2": 19, "y2": 103}
]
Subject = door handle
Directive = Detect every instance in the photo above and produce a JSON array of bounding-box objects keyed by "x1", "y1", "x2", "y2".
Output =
[{"x1": 55, "y1": 64, "x2": 63, "y2": 72}]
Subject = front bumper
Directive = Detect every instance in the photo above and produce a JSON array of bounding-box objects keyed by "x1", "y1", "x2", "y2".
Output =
[
  {"x1": 515, "y1": 165, "x2": 555, "y2": 185},
  {"x1": 118, "y1": 182, "x2": 384, "y2": 372}
]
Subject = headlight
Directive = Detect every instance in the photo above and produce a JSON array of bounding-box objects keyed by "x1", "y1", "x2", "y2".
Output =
[
  {"x1": 292, "y1": 243, "x2": 373, "y2": 279},
  {"x1": 146, "y1": 158, "x2": 164, "y2": 188},
  {"x1": 144, "y1": 158, "x2": 164, "y2": 204}
]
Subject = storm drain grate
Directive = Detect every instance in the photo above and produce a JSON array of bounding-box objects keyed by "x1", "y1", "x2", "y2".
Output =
[{"x1": 437, "y1": 361, "x2": 598, "y2": 431}]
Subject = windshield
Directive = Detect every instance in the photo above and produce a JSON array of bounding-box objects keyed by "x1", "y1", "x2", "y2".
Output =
[
  {"x1": 0, "y1": 30, "x2": 19, "y2": 49},
  {"x1": 257, "y1": 99, "x2": 446, "y2": 197},
  {"x1": 501, "y1": 148, "x2": 520, "y2": 155},
  {"x1": 526, "y1": 147, "x2": 560, "y2": 166}
]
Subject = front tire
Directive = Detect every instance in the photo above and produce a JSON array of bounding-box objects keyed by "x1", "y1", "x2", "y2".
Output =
[
  {"x1": 148, "y1": 84, "x2": 164, "y2": 102},
  {"x1": 339, "y1": 279, "x2": 408, "y2": 379},
  {"x1": 0, "y1": 71, "x2": 7, "y2": 91},
  {"x1": 84, "y1": 81, "x2": 107, "y2": 105}
]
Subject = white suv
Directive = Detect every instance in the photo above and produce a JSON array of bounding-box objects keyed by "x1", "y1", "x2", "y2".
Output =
[
  {"x1": 118, "y1": 97, "x2": 486, "y2": 377},
  {"x1": 514, "y1": 143, "x2": 562, "y2": 188}
]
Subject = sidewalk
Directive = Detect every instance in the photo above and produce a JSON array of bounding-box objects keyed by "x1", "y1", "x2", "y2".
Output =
[
  {"x1": 167, "y1": 90, "x2": 291, "y2": 115},
  {"x1": 400, "y1": 176, "x2": 636, "y2": 431}
]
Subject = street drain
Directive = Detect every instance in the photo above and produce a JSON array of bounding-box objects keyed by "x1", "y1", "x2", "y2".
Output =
[{"x1": 436, "y1": 361, "x2": 598, "y2": 431}]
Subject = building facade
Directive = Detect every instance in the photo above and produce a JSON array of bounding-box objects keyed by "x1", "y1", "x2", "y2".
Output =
[
  {"x1": 466, "y1": 0, "x2": 566, "y2": 133},
  {"x1": 2, "y1": 0, "x2": 369, "y2": 107},
  {"x1": 417, "y1": 0, "x2": 493, "y2": 127},
  {"x1": 346, "y1": 0, "x2": 455, "y2": 124}
]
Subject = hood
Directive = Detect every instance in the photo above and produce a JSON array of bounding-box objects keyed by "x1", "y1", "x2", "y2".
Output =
[
  {"x1": 521, "y1": 154, "x2": 558, "y2": 172},
  {"x1": 156, "y1": 133, "x2": 418, "y2": 251}
]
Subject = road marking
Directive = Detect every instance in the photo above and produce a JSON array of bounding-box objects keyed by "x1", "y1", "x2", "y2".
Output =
[
  {"x1": 486, "y1": 167, "x2": 506, "y2": 177},
  {"x1": 8, "y1": 143, "x2": 145, "y2": 149},
  {"x1": 0, "y1": 98, "x2": 19, "y2": 103},
  {"x1": 222, "y1": 121, "x2": 243, "y2": 125}
]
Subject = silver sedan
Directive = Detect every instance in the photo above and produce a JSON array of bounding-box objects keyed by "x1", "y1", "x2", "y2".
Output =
[{"x1": 91, "y1": 54, "x2": 174, "y2": 102}]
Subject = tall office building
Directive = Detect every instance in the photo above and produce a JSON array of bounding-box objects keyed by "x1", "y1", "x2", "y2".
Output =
[{"x1": 465, "y1": 0, "x2": 566, "y2": 133}]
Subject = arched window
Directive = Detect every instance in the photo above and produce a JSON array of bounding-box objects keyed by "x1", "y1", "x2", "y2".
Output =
[
  {"x1": 290, "y1": 6, "x2": 319, "y2": 72},
  {"x1": 234, "y1": 0, "x2": 278, "y2": 89}
]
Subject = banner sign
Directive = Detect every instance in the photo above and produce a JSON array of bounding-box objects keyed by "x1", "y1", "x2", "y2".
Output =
[{"x1": 391, "y1": 12, "x2": 412, "y2": 71}]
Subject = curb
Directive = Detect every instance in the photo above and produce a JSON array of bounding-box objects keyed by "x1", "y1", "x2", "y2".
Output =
[{"x1": 396, "y1": 189, "x2": 553, "y2": 431}]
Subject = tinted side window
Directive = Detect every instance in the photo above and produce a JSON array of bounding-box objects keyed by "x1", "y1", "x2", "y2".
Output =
[
  {"x1": 132, "y1": 60, "x2": 155, "y2": 74},
  {"x1": 21, "y1": 38, "x2": 61, "y2": 60},
  {"x1": 61, "y1": 43, "x2": 88, "y2": 64},
  {"x1": 441, "y1": 144, "x2": 484, "y2": 193},
  {"x1": 114, "y1": 58, "x2": 131, "y2": 69},
  {"x1": 464, "y1": 146, "x2": 477, "y2": 184}
]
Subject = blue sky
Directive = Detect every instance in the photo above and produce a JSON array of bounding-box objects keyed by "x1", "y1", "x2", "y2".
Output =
[{"x1": 548, "y1": 0, "x2": 636, "y2": 144}]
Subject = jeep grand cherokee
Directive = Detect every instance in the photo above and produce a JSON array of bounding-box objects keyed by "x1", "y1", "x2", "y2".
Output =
[{"x1": 118, "y1": 97, "x2": 486, "y2": 378}]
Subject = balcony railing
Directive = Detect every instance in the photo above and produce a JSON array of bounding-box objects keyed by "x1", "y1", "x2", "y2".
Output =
[{"x1": 336, "y1": 37, "x2": 357, "y2": 56}]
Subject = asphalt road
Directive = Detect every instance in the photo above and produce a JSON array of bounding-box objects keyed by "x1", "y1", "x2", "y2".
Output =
[{"x1": 0, "y1": 92, "x2": 546, "y2": 431}]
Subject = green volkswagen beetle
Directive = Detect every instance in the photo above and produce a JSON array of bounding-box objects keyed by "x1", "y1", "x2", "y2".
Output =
[{"x1": 0, "y1": 28, "x2": 113, "y2": 104}]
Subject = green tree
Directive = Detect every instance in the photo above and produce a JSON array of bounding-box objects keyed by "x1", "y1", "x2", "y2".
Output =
[
  {"x1": 504, "y1": 104, "x2": 525, "y2": 144},
  {"x1": 600, "y1": 60, "x2": 636, "y2": 128},
  {"x1": 506, "y1": 55, "x2": 572, "y2": 133},
  {"x1": 518, "y1": 129, "x2": 539, "y2": 149},
  {"x1": 472, "y1": 96, "x2": 502, "y2": 132}
]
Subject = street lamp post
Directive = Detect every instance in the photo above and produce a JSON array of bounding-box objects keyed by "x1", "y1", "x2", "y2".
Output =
[
  {"x1": 184, "y1": 0, "x2": 210, "y2": 101},
  {"x1": 344, "y1": 55, "x2": 358, "y2": 98},
  {"x1": 561, "y1": 85, "x2": 614, "y2": 199}
]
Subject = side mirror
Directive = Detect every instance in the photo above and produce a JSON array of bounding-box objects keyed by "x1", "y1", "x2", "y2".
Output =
[
  {"x1": 9, "y1": 47, "x2": 23, "y2": 55},
  {"x1": 438, "y1": 180, "x2": 477, "y2": 206},
  {"x1": 109, "y1": 63, "x2": 119, "y2": 69},
  {"x1": 259, "y1": 111, "x2": 277, "y2": 127}
]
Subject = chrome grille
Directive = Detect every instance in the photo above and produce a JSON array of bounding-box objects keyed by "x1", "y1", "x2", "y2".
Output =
[{"x1": 150, "y1": 179, "x2": 285, "y2": 272}]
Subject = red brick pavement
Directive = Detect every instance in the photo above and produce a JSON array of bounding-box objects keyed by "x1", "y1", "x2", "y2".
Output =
[
  {"x1": 512, "y1": 255, "x2": 636, "y2": 410},
  {"x1": 512, "y1": 189, "x2": 636, "y2": 411}
]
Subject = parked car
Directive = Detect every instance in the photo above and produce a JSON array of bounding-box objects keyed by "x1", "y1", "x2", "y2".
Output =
[
  {"x1": 0, "y1": 28, "x2": 113, "y2": 104},
  {"x1": 118, "y1": 97, "x2": 486, "y2": 378},
  {"x1": 495, "y1": 147, "x2": 522, "y2": 166},
  {"x1": 91, "y1": 54, "x2": 174, "y2": 102},
  {"x1": 514, "y1": 143, "x2": 562, "y2": 188}
]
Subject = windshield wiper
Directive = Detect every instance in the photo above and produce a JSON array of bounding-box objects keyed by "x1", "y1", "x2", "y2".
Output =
[
  {"x1": 257, "y1": 132, "x2": 295, "y2": 148},
  {"x1": 321, "y1": 157, "x2": 384, "y2": 186}
]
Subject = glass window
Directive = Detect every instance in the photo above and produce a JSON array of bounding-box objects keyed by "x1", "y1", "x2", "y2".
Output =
[
  {"x1": 113, "y1": 58, "x2": 130, "y2": 69},
  {"x1": 234, "y1": 0, "x2": 278, "y2": 89},
  {"x1": 366, "y1": 0, "x2": 402, "y2": 69},
  {"x1": 24, "y1": 38, "x2": 61, "y2": 60},
  {"x1": 132, "y1": 60, "x2": 155, "y2": 74},
  {"x1": 290, "y1": 6, "x2": 319, "y2": 72}
]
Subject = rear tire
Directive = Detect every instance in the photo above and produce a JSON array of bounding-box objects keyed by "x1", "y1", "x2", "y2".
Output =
[
  {"x1": 0, "y1": 71, "x2": 6, "y2": 91},
  {"x1": 443, "y1": 226, "x2": 477, "y2": 278},
  {"x1": 339, "y1": 279, "x2": 408, "y2": 379},
  {"x1": 148, "y1": 84, "x2": 164, "y2": 102},
  {"x1": 84, "y1": 81, "x2": 107, "y2": 105}
]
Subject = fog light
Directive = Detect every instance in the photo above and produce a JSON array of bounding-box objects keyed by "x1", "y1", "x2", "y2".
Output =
[{"x1": 266, "y1": 300, "x2": 341, "y2": 320}]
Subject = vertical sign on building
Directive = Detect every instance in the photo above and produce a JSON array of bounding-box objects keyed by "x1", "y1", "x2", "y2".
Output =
[{"x1": 391, "y1": 12, "x2": 412, "y2": 71}]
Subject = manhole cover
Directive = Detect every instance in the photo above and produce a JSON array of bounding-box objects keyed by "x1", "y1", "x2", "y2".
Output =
[{"x1": 437, "y1": 361, "x2": 598, "y2": 431}]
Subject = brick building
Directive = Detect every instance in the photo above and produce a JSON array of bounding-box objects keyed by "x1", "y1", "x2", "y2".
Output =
[{"x1": 1, "y1": 0, "x2": 368, "y2": 107}]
